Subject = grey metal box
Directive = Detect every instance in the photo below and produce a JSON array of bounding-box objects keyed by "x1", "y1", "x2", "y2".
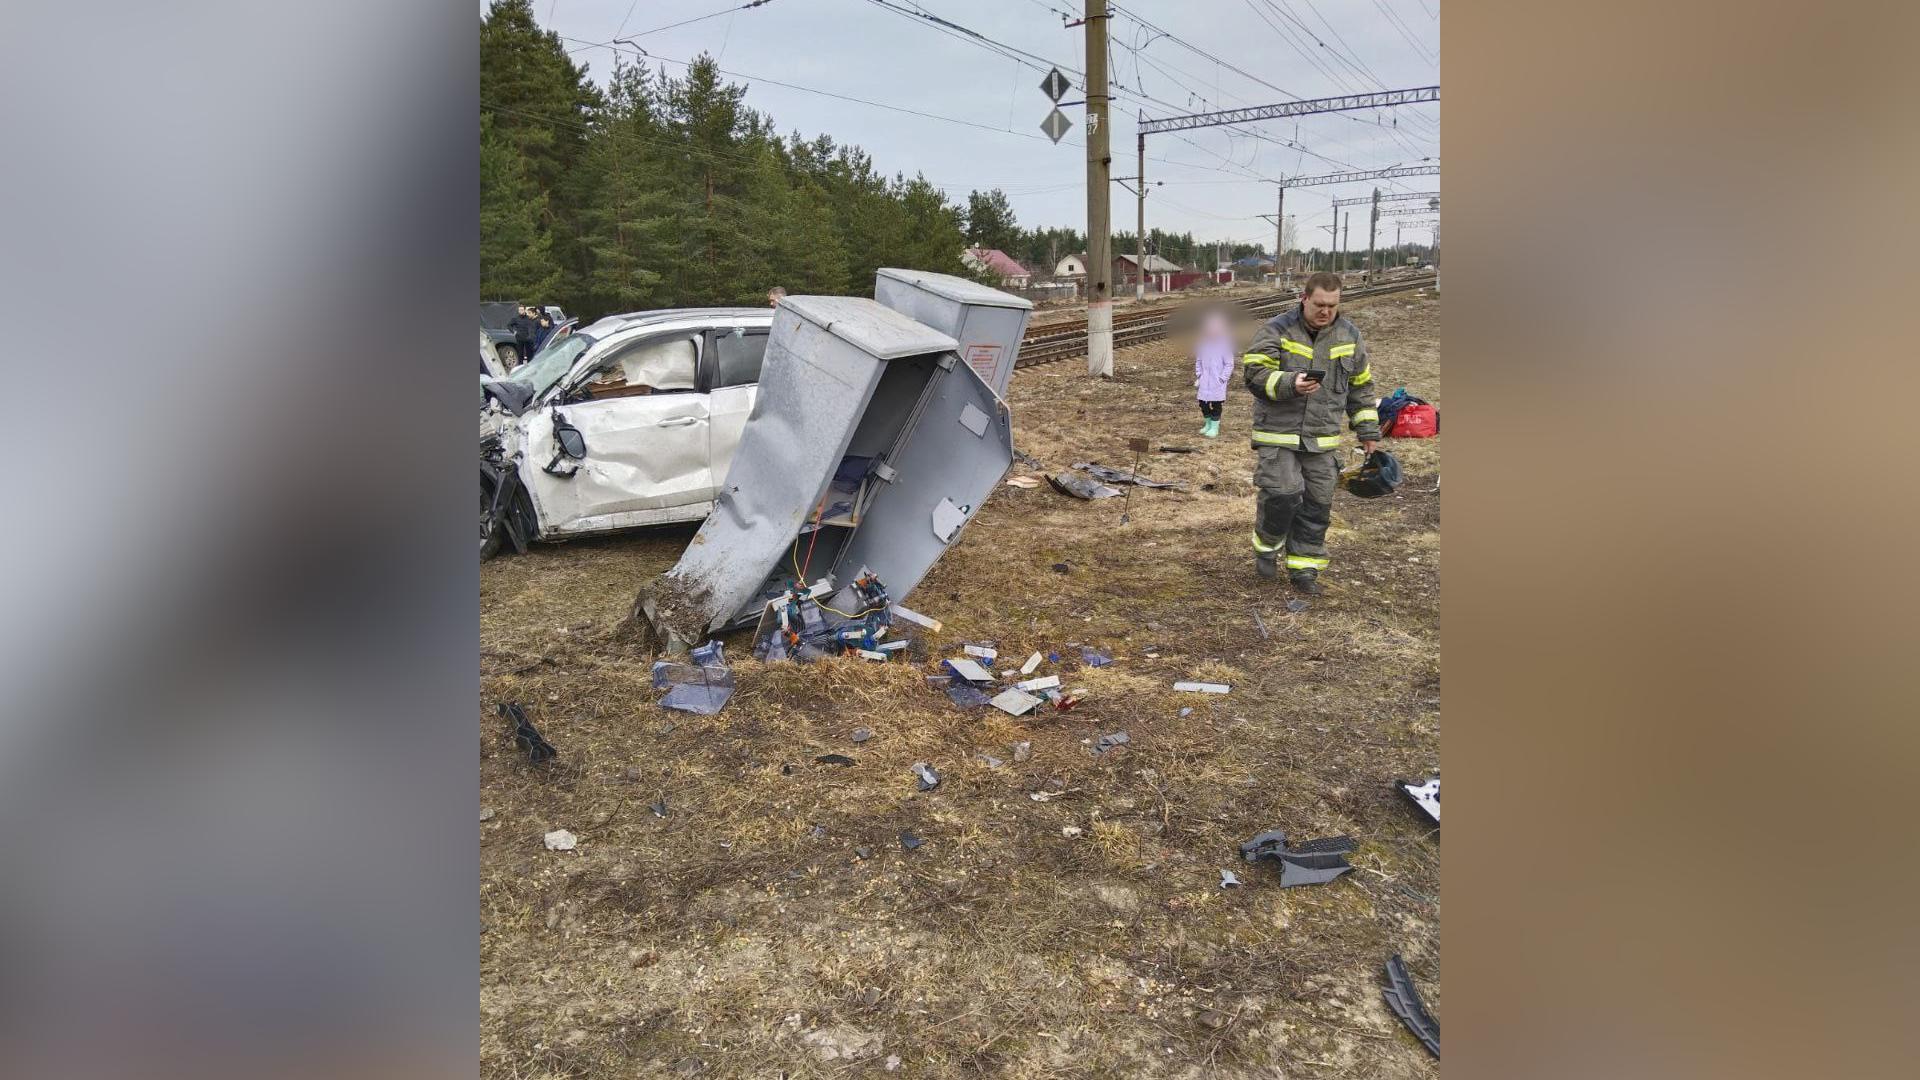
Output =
[{"x1": 874, "y1": 268, "x2": 1032, "y2": 398}]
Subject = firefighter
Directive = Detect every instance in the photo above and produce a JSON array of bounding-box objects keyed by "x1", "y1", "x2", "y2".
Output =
[{"x1": 1240, "y1": 272, "x2": 1381, "y2": 594}]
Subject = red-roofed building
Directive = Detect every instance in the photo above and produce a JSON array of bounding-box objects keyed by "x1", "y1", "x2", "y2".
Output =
[{"x1": 961, "y1": 247, "x2": 1033, "y2": 288}]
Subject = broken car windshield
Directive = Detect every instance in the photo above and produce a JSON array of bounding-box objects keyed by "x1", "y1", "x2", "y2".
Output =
[{"x1": 506, "y1": 333, "x2": 593, "y2": 402}]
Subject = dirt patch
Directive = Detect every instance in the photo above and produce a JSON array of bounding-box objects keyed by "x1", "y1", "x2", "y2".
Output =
[{"x1": 481, "y1": 290, "x2": 1440, "y2": 1078}]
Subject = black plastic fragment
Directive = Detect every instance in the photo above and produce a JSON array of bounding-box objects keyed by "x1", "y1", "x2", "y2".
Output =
[
  {"x1": 498, "y1": 702, "x2": 554, "y2": 764},
  {"x1": 816, "y1": 754, "x2": 857, "y2": 767},
  {"x1": 1239, "y1": 830, "x2": 1356, "y2": 887},
  {"x1": 899, "y1": 831, "x2": 924, "y2": 850},
  {"x1": 1382, "y1": 954, "x2": 1440, "y2": 1058}
]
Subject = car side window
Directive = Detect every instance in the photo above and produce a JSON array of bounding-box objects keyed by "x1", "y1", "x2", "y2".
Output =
[
  {"x1": 583, "y1": 334, "x2": 698, "y2": 399},
  {"x1": 711, "y1": 329, "x2": 769, "y2": 389}
]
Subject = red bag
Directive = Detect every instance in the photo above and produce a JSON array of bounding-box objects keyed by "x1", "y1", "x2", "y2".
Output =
[{"x1": 1387, "y1": 403, "x2": 1439, "y2": 438}]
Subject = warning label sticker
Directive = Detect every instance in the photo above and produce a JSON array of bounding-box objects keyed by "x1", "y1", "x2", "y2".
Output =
[{"x1": 964, "y1": 343, "x2": 1002, "y2": 384}]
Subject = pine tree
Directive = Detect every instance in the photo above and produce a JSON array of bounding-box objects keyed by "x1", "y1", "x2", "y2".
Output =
[
  {"x1": 480, "y1": 113, "x2": 561, "y2": 301},
  {"x1": 573, "y1": 60, "x2": 669, "y2": 314}
]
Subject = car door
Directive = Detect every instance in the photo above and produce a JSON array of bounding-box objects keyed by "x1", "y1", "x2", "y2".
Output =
[
  {"x1": 703, "y1": 323, "x2": 770, "y2": 489},
  {"x1": 518, "y1": 330, "x2": 716, "y2": 537}
]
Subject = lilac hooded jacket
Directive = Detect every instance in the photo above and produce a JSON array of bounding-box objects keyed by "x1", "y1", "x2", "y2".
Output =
[{"x1": 1194, "y1": 329, "x2": 1237, "y2": 401}]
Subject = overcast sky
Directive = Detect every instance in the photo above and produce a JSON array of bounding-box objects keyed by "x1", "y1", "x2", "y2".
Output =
[{"x1": 507, "y1": 0, "x2": 1439, "y2": 253}]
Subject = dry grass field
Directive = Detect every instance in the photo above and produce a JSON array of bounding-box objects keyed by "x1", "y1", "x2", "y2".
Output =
[{"x1": 481, "y1": 288, "x2": 1441, "y2": 1078}]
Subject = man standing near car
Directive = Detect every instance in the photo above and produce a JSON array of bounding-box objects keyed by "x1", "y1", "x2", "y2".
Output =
[
  {"x1": 507, "y1": 304, "x2": 540, "y2": 365},
  {"x1": 1240, "y1": 272, "x2": 1381, "y2": 594}
]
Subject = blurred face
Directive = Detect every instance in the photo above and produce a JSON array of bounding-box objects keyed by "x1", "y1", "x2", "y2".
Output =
[{"x1": 1302, "y1": 287, "x2": 1340, "y2": 329}]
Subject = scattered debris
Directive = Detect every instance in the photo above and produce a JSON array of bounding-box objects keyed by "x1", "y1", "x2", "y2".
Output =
[
  {"x1": 1004, "y1": 475, "x2": 1041, "y2": 489},
  {"x1": 1013, "y1": 448, "x2": 1046, "y2": 470},
  {"x1": 1401, "y1": 777, "x2": 1441, "y2": 823},
  {"x1": 1239, "y1": 830, "x2": 1357, "y2": 887},
  {"x1": 655, "y1": 641, "x2": 735, "y2": 715},
  {"x1": 1219, "y1": 869, "x2": 1243, "y2": 888},
  {"x1": 964, "y1": 644, "x2": 999, "y2": 662},
  {"x1": 1252, "y1": 612, "x2": 1270, "y2": 640},
  {"x1": 911, "y1": 762, "x2": 941, "y2": 790},
  {"x1": 649, "y1": 798, "x2": 669, "y2": 818},
  {"x1": 1093, "y1": 731, "x2": 1131, "y2": 754},
  {"x1": 1048, "y1": 472, "x2": 1121, "y2": 500},
  {"x1": 799, "y1": 1026, "x2": 883, "y2": 1063},
  {"x1": 1061, "y1": 825, "x2": 1084, "y2": 838},
  {"x1": 1178, "y1": 707, "x2": 1193, "y2": 717},
  {"x1": 1157, "y1": 445, "x2": 1197, "y2": 453},
  {"x1": 944, "y1": 657, "x2": 995, "y2": 684},
  {"x1": 890, "y1": 604, "x2": 942, "y2": 632},
  {"x1": 1014, "y1": 673, "x2": 1060, "y2": 692},
  {"x1": 816, "y1": 754, "x2": 857, "y2": 767},
  {"x1": 1012, "y1": 740, "x2": 1032, "y2": 762},
  {"x1": 1051, "y1": 562, "x2": 1071, "y2": 574},
  {"x1": 1072, "y1": 461, "x2": 1185, "y2": 489},
  {"x1": 898, "y1": 831, "x2": 925, "y2": 850},
  {"x1": 976, "y1": 754, "x2": 1005, "y2": 769},
  {"x1": 1020, "y1": 651, "x2": 1043, "y2": 675},
  {"x1": 885, "y1": 1054, "x2": 902, "y2": 1071},
  {"x1": 990, "y1": 688, "x2": 1043, "y2": 716},
  {"x1": 543, "y1": 829, "x2": 578, "y2": 852},
  {"x1": 1029, "y1": 790, "x2": 1069, "y2": 802},
  {"x1": 854, "y1": 846, "x2": 873, "y2": 860},
  {"x1": 1174, "y1": 681, "x2": 1231, "y2": 694},
  {"x1": 809, "y1": 824, "x2": 828, "y2": 839},
  {"x1": 1383, "y1": 954, "x2": 1441, "y2": 1058},
  {"x1": 943, "y1": 679, "x2": 994, "y2": 709},
  {"x1": 499, "y1": 702, "x2": 556, "y2": 764},
  {"x1": 1285, "y1": 597, "x2": 1310, "y2": 614},
  {"x1": 1080, "y1": 647, "x2": 1113, "y2": 668},
  {"x1": 479, "y1": 807, "x2": 495, "y2": 822}
]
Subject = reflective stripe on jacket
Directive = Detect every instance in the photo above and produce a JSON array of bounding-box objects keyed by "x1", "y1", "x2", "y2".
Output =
[{"x1": 1240, "y1": 307, "x2": 1381, "y2": 450}]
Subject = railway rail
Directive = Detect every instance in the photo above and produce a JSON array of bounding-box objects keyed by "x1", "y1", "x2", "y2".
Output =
[{"x1": 1014, "y1": 272, "x2": 1437, "y2": 369}]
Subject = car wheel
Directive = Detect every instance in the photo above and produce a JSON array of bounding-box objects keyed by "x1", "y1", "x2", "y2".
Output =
[
  {"x1": 496, "y1": 343, "x2": 519, "y2": 367},
  {"x1": 481, "y1": 472, "x2": 504, "y2": 561}
]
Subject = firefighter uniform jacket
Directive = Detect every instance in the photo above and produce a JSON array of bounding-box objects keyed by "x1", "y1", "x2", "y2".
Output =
[{"x1": 1241, "y1": 307, "x2": 1381, "y2": 450}]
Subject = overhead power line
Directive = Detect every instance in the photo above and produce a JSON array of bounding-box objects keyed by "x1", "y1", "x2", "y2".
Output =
[
  {"x1": 619, "y1": 0, "x2": 776, "y2": 41},
  {"x1": 1139, "y1": 87, "x2": 1439, "y2": 135}
]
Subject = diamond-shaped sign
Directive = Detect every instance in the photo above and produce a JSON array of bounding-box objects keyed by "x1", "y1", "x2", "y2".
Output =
[
  {"x1": 1040, "y1": 107, "x2": 1072, "y2": 144},
  {"x1": 1040, "y1": 67, "x2": 1070, "y2": 103}
]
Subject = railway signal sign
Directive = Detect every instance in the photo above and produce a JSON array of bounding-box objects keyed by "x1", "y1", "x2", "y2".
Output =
[
  {"x1": 1040, "y1": 67, "x2": 1070, "y2": 103},
  {"x1": 1040, "y1": 107, "x2": 1072, "y2": 144}
]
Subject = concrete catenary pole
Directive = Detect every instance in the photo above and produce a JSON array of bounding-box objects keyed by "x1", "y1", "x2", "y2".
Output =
[
  {"x1": 1084, "y1": 1, "x2": 1114, "y2": 377},
  {"x1": 1341, "y1": 211, "x2": 1350, "y2": 274},
  {"x1": 1135, "y1": 115, "x2": 1146, "y2": 302},
  {"x1": 1274, "y1": 183, "x2": 1285, "y2": 285},
  {"x1": 1366, "y1": 187, "x2": 1380, "y2": 283}
]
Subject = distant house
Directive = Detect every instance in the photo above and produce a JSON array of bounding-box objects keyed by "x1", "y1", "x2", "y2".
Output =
[
  {"x1": 961, "y1": 248, "x2": 1033, "y2": 288},
  {"x1": 1054, "y1": 253, "x2": 1088, "y2": 278},
  {"x1": 1113, "y1": 252, "x2": 1184, "y2": 292}
]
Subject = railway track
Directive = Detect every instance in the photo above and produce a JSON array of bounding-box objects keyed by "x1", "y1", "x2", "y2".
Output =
[{"x1": 1014, "y1": 272, "x2": 1438, "y2": 369}]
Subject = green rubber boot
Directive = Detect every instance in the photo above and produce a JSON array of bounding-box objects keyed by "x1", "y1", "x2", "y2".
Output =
[{"x1": 1202, "y1": 418, "x2": 1220, "y2": 438}]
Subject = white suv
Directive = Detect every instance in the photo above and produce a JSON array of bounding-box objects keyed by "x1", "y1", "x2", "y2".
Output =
[{"x1": 481, "y1": 307, "x2": 774, "y2": 557}]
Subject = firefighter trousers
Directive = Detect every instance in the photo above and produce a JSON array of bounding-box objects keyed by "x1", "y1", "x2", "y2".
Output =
[{"x1": 1251, "y1": 445, "x2": 1339, "y2": 571}]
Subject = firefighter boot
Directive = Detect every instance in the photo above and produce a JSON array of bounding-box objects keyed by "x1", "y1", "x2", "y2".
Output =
[
  {"x1": 1289, "y1": 569, "x2": 1323, "y2": 595},
  {"x1": 1256, "y1": 552, "x2": 1278, "y2": 579}
]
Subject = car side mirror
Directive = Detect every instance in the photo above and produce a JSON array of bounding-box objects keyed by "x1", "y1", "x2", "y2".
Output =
[{"x1": 556, "y1": 426, "x2": 586, "y2": 459}]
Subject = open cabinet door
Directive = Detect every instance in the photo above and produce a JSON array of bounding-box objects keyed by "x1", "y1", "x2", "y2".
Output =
[{"x1": 825, "y1": 359, "x2": 1011, "y2": 607}]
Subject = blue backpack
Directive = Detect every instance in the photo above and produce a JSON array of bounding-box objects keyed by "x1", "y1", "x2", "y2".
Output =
[{"x1": 1376, "y1": 387, "x2": 1428, "y2": 433}]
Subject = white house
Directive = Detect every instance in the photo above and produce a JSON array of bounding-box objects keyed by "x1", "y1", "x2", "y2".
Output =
[{"x1": 1053, "y1": 253, "x2": 1088, "y2": 278}]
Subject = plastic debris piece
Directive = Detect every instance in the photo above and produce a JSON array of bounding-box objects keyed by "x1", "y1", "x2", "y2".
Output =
[
  {"x1": 855, "y1": 846, "x2": 873, "y2": 860},
  {"x1": 1285, "y1": 597, "x2": 1309, "y2": 613},
  {"x1": 816, "y1": 754, "x2": 857, "y2": 766},
  {"x1": 1383, "y1": 954, "x2": 1441, "y2": 1058},
  {"x1": 899, "y1": 831, "x2": 925, "y2": 850},
  {"x1": 1220, "y1": 870, "x2": 1243, "y2": 888},
  {"x1": 1239, "y1": 830, "x2": 1357, "y2": 888},
  {"x1": 911, "y1": 762, "x2": 941, "y2": 790},
  {"x1": 977, "y1": 754, "x2": 1005, "y2": 769},
  {"x1": 500, "y1": 702, "x2": 556, "y2": 764},
  {"x1": 1252, "y1": 612, "x2": 1270, "y2": 640},
  {"x1": 991, "y1": 688, "x2": 1043, "y2": 716},
  {"x1": 649, "y1": 798, "x2": 668, "y2": 818},
  {"x1": 964, "y1": 644, "x2": 999, "y2": 662},
  {"x1": 1020, "y1": 652, "x2": 1044, "y2": 675},
  {"x1": 1005, "y1": 475, "x2": 1041, "y2": 488},
  {"x1": 851, "y1": 727, "x2": 873, "y2": 743},
  {"x1": 543, "y1": 829, "x2": 577, "y2": 852},
  {"x1": 1401, "y1": 777, "x2": 1440, "y2": 823},
  {"x1": 1029, "y1": 790, "x2": 1067, "y2": 802},
  {"x1": 1013, "y1": 448, "x2": 1046, "y2": 469},
  {"x1": 1048, "y1": 472, "x2": 1122, "y2": 500},
  {"x1": 1178, "y1": 707, "x2": 1193, "y2": 717},
  {"x1": 946, "y1": 681, "x2": 994, "y2": 709},
  {"x1": 655, "y1": 641, "x2": 736, "y2": 715},
  {"x1": 890, "y1": 604, "x2": 943, "y2": 632},
  {"x1": 1013, "y1": 740, "x2": 1032, "y2": 762},
  {"x1": 1050, "y1": 565, "x2": 1070, "y2": 576},
  {"x1": 1080, "y1": 648, "x2": 1113, "y2": 668},
  {"x1": 1093, "y1": 731, "x2": 1130, "y2": 754},
  {"x1": 857, "y1": 649, "x2": 889, "y2": 661},
  {"x1": 1174, "y1": 681, "x2": 1231, "y2": 694},
  {"x1": 1061, "y1": 825, "x2": 1083, "y2": 838},
  {"x1": 1015, "y1": 674, "x2": 1060, "y2": 692},
  {"x1": 944, "y1": 657, "x2": 995, "y2": 684},
  {"x1": 876, "y1": 640, "x2": 910, "y2": 652}
]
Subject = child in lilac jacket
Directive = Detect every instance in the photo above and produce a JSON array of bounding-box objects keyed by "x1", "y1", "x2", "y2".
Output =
[{"x1": 1193, "y1": 310, "x2": 1236, "y2": 438}]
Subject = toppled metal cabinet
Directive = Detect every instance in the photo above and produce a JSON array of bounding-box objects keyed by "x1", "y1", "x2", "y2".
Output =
[
  {"x1": 638, "y1": 291, "x2": 1016, "y2": 648},
  {"x1": 874, "y1": 268, "x2": 1032, "y2": 397}
]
